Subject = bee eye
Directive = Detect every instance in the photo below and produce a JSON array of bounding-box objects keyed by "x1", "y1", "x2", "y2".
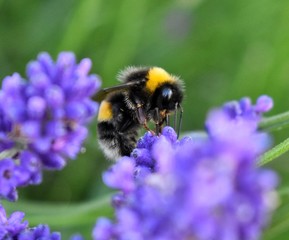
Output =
[{"x1": 162, "y1": 88, "x2": 173, "y2": 99}]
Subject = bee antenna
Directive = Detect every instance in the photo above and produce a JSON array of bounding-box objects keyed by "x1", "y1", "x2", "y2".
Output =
[
  {"x1": 177, "y1": 103, "x2": 183, "y2": 139},
  {"x1": 174, "y1": 103, "x2": 178, "y2": 131},
  {"x1": 165, "y1": 114, "x2": 170, "y2": 126},
  {"x1": 155, "y1": 107, "x2": 160, "y2": 135}
]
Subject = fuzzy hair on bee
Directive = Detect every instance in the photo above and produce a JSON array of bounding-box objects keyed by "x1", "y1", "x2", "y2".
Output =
[{"x1": 96, "y1": 66, "x2": 184, "y2": 161}]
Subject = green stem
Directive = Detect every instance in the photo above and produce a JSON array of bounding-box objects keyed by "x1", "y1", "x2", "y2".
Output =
[
  {"x1": 257, "y1": 111, "x2": 289, "y2": 165},
  {"x1": 259, "y1": 110, "x2": 289, "y2": 131},
  {"x1": 258, "y1": 137, "x2": 289, "y2": 166},
  {"x1": 2, "y1": 193, "x2": 113, "y2": 227}
]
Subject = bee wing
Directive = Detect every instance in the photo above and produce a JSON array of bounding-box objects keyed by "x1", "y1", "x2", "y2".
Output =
[{"x1": 93, "y1": 80, "x2": 146, "y2": 102}]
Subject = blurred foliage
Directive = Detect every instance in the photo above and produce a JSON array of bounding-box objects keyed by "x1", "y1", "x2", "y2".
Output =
[{"x1": 1, "y1": 0, "x2": 289, "y2": 238}]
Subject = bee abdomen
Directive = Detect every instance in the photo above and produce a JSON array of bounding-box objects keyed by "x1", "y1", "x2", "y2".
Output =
[
  {"x1": 118, "y1": 130, "x2": 138, "y2": 156},
  {"x1": 97, "y1": 121, "x2": 138, "y2": 160}
]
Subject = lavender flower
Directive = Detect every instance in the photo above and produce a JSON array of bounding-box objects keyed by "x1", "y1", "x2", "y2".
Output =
[
  {"x1": 18, "y1": 224, "x2": 60, "y2": 240},
  {"x1": 0, "y1": 204, "x2": 60, "y2": 239},
  {"x1": 0, "y1": 52, "x2": 101, "y2": 200},
  {"x1": 206, "y1": 96, "x2": 273, "y2": 156},
  {"x1": 0, "y1": 150, "x2": 42, "y2": 201},
  {"x1": 0, "y1": 204, "x2": 27, "y2": 238},
  {"x1": 0, "y1": 159, "x2": 18, "y2": 201},
  {"x1": 221, "y1": 95, "x2": 273, "y2": 121},
  {"x1": 93, "y1": 97, "x2": 278, "y2": 240},
  {"x1": 207, "y1": 95, "x2": 273, "y2": 137}
]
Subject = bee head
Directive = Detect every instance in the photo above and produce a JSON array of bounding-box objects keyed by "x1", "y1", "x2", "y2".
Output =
[{"x1": 151, "y1": 83, "x2": 183, "y2": 112}]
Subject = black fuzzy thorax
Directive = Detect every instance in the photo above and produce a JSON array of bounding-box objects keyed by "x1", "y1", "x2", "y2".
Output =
[{"x1": 123, "y1": 68, "x2": 148, "y2": 83}]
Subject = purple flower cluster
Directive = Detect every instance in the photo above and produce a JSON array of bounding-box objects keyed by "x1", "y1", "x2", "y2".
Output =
[
  {"x1": 0, "y1": 52, "x2": 101, "y2": 200},
  {"x1": 0, "y1": 204, "x2": 60, "y2": 239},
  {"x1": 93, "y1": 96, "x2": 278, "y2": 240},
  {"x1": 206, "y1": 95, "x2": 273, "y2": 156},
  {"x1": 0, "y1": 151, "x2": 41, "y2": 201},
  {"x1": 221, "y1": 95, "x2": 273, "y2": 120},
  {"x1": 207, "y1": 95, "x2": 273, "y2": 137}
]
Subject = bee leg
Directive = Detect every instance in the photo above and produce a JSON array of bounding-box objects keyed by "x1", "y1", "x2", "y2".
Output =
[
  {"x1": 143, "y1": 122, "x2": 155, "y2": 135},
  {"x1": 135, "y1": 104, "x2": 146, "y2": 125},
  {"x1": 135, "y1": 102, "x2": 155, "y2": 135},
  {"x1": 177, "y1": 103, "x2": 183, "y2": 139}
]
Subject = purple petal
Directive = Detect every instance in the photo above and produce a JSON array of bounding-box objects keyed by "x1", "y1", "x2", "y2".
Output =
[
  {"x1": 255, "y1": 95, "x2": 273, "y2": 113},
  {"x1": 103, "y1": 157, "x2": 135, "y2": 193},
  {"x1": 27, "y1": 96, "x2": 46, "y2": 119}
]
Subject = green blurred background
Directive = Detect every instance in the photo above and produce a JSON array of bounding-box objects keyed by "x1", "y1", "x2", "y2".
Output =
[{"x1": 1, "y1": 0, "x2": 289, "y2": 239}]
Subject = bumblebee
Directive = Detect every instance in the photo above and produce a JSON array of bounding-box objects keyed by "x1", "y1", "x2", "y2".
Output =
[{"x1": 95, "y1": 66, "x2": 184, "y2": 160}]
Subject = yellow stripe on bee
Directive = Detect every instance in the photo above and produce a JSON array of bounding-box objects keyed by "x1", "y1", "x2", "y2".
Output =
[
  {"x1": 146, "y1": 67, "x2": 174, "y2": 93},
  {"x1": 98, "y1": 101, "x2": 113, "y2": 122}
]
